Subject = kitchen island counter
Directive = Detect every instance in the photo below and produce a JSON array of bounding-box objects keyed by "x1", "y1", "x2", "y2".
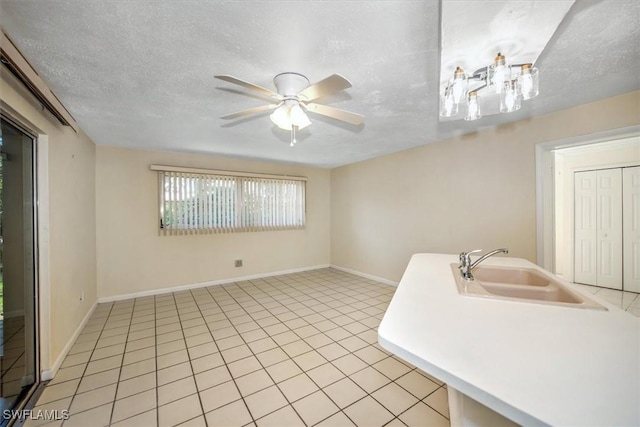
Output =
[{"x1": 378, "y1": 253, "x2": 640, "y2": 426}]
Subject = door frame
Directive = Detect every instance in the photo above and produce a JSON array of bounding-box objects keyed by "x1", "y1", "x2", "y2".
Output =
[
  {"x1": 0, "y1": 101, "x2": 51, "y2": 385},
  {"x1": 535, "y1": 125, "x2": 640, "y2": 276},
  {"x1": 0, "y1": 114, "x2": 41, "y2": 421}
]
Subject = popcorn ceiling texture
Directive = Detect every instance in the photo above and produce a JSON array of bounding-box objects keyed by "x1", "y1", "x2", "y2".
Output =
[{"x1": 1, "y1": 0, "x2": 638, "y2": 167}]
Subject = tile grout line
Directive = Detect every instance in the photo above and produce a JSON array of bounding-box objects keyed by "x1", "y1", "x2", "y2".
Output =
[
  {"x1": 203, "y1": 284, "x2": 263, "y2": 425},
  {"x1": 153, "y1": 292, "x2": 171, "y2": 426},
  {"x1": 172, "y1": 289, "x2": 209, "y2": 427},
  {"x1": 107, "y1": 298, "x2": 138, "y2": 426},
  {"x1": 58, "y1": 302, "x2": 116, "y2": 426}
]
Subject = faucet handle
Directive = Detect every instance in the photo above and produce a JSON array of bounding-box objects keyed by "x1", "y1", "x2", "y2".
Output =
[
  {"x1": 459, "y1": 252, "x2": 466, "y2": 265},
  {"x1": 460, "y1": 249, "x2": 482, "y2": 266}
]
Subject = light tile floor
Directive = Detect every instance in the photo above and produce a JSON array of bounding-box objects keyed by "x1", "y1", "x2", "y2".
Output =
[
  {"x1": 1, "y1": 316, "x2": 28, "y2": 412},
  {"x1": 25, "y1": 269, "x2": 450, "y2": 427},
  {"x1": 22, "y1": 270, "x2": 640, "y2": 427},
  {"x1": 571, "y1": 282, "x2": 640, "y2": 316}
]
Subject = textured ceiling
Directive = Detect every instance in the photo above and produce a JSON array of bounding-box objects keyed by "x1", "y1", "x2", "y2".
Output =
[
  {"x1": 0, "y1": 0, "x2": 639, "y2": 167},
  {"x1": 440, "y1": 1, "x2": 575, "y2": 83}
]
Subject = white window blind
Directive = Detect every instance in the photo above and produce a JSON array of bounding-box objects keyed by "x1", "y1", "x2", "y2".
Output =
[{"x1": 155, "y1": 167, "x2": 306, "y2": 235}]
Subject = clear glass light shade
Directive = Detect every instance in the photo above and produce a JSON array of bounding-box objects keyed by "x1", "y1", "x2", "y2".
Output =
[
  {"x1": 270, "y1": 103, "x2": 311, "y2": 130},
  {"x1": 451, "y1": 68, "x2": 468, "y2": 104},
  {"x1": 464, "y1": 92, "x2": 481, "y2": 121},
  {"x1": 500, "y1": 80, "x2": 521, "y2": 113},
  {"x1": 440, "y1": 89, "x2": 458, "y2": 117},
  {"x1": 518, "y1": 65, "x2": 539, "y2": 100},
  {"x1": 489, "y1": 54, "x2": 510, "y2": 94}
]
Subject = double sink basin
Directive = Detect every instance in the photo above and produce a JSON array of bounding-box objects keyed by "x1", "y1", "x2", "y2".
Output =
[{"x1": 451, "y1": 264, "x2": 606, "y2": 310}]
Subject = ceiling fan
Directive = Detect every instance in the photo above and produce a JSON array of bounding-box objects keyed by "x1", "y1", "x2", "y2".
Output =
[{"x1": 215, "y1": 72, "x2": 365, "y2": 146}]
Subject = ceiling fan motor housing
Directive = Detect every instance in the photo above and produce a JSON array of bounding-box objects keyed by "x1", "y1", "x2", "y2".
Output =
[{"x1": 273, "y1": 72, "x2": 310, "y2": 97}]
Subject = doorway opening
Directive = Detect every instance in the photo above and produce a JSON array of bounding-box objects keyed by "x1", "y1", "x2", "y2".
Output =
[
  {"x1": 535, "y1": 127, "x2": 640, "y2": 289},
  {"x1": 0, "y1": 117, "x2": 39, "y2": 425}
]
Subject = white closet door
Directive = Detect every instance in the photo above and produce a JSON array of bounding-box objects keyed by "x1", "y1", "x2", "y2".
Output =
[
  {"x1": 596, "y1": 169, "x2": 623, "y2": 289},
  {"x1": 575, "y1": 171, "x2": 598, "y2": 285},
  {"x1": 623, "y1": 166, "x2": 640, "y2": 292}
]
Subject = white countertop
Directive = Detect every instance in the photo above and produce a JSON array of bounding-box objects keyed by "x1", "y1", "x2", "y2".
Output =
[{"x1": 378, "y1": 253, "x2": 640, "y2": 426}]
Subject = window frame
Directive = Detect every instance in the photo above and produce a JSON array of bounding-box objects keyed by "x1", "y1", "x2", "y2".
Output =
[{"x1": 151, "y1": 165, "x2": 307, "y2": 235}]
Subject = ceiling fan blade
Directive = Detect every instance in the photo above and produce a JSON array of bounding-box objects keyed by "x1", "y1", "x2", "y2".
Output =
[
  {"x1": 217, "y1": 87, "x2": 276, "y2": 103},
  {"x1": 220, "y1": 104, "x2": 279, "y2": 120},
  {"x1": 304, "y1": 103, "x2": 365, "y2": 126},
  {"x1": 297, "y1": 74, "x2": 352, "y2": 102},
  {"x1": 215, "y1": 75, "x2": 281, "y2": 99}
]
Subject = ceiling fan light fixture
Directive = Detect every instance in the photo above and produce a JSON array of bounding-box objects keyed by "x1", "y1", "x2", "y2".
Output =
[
  {"x1": 216, "y1": 72, "x2": 364, "y2": 136},
  {"x1": 270, "y1": 103, "x2": 311, "y2": 131}
]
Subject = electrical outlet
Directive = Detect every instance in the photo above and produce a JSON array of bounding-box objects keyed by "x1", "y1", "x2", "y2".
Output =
[
  {"x1": 235, "y1": 259, "x2": 243, "y2": 267},
  {"x1": 80, "y1": 291, "x2": 85, "y2": 301}
]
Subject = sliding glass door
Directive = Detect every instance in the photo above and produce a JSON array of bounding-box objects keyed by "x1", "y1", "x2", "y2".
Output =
[{"x1": 0, "y1": 118, "x2": 38, "y2": 425}]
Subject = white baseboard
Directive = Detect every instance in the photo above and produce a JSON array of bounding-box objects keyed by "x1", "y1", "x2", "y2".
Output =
[
  {"x1": 330, "y1": 264, "x2": 398, "y2": 287},
  {"x1": 41, "y1": 300, "x2": 97, "y2": 381},
  {"x1": 97, "y1": 264, "x2": 332, "y2": 303}
]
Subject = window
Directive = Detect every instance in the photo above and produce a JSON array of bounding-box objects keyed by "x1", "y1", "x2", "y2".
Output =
[{"x1": 153, "y1": 166, "x2": 306, "y2": 235}]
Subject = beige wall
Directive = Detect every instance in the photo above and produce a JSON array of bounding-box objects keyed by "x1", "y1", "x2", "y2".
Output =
[
  {"x1": 331, "y1": 91, "x2": 640, "y2": 283},
  {"x1": 96, "y1": 146, "x2": 330, "y2": 299},
  {"x1": 1, "y1": 70, "x2": 97, "y2": 370}
]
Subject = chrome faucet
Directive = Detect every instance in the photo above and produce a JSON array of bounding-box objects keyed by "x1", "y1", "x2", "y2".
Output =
[{"x1": 459, "y1": 248, "x2": 509, "y2": 280}]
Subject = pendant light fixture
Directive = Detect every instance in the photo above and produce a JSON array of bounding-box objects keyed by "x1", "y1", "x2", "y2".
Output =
[{"x1": 440, "y1": 52, "x2": 539, "y2": 121}]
